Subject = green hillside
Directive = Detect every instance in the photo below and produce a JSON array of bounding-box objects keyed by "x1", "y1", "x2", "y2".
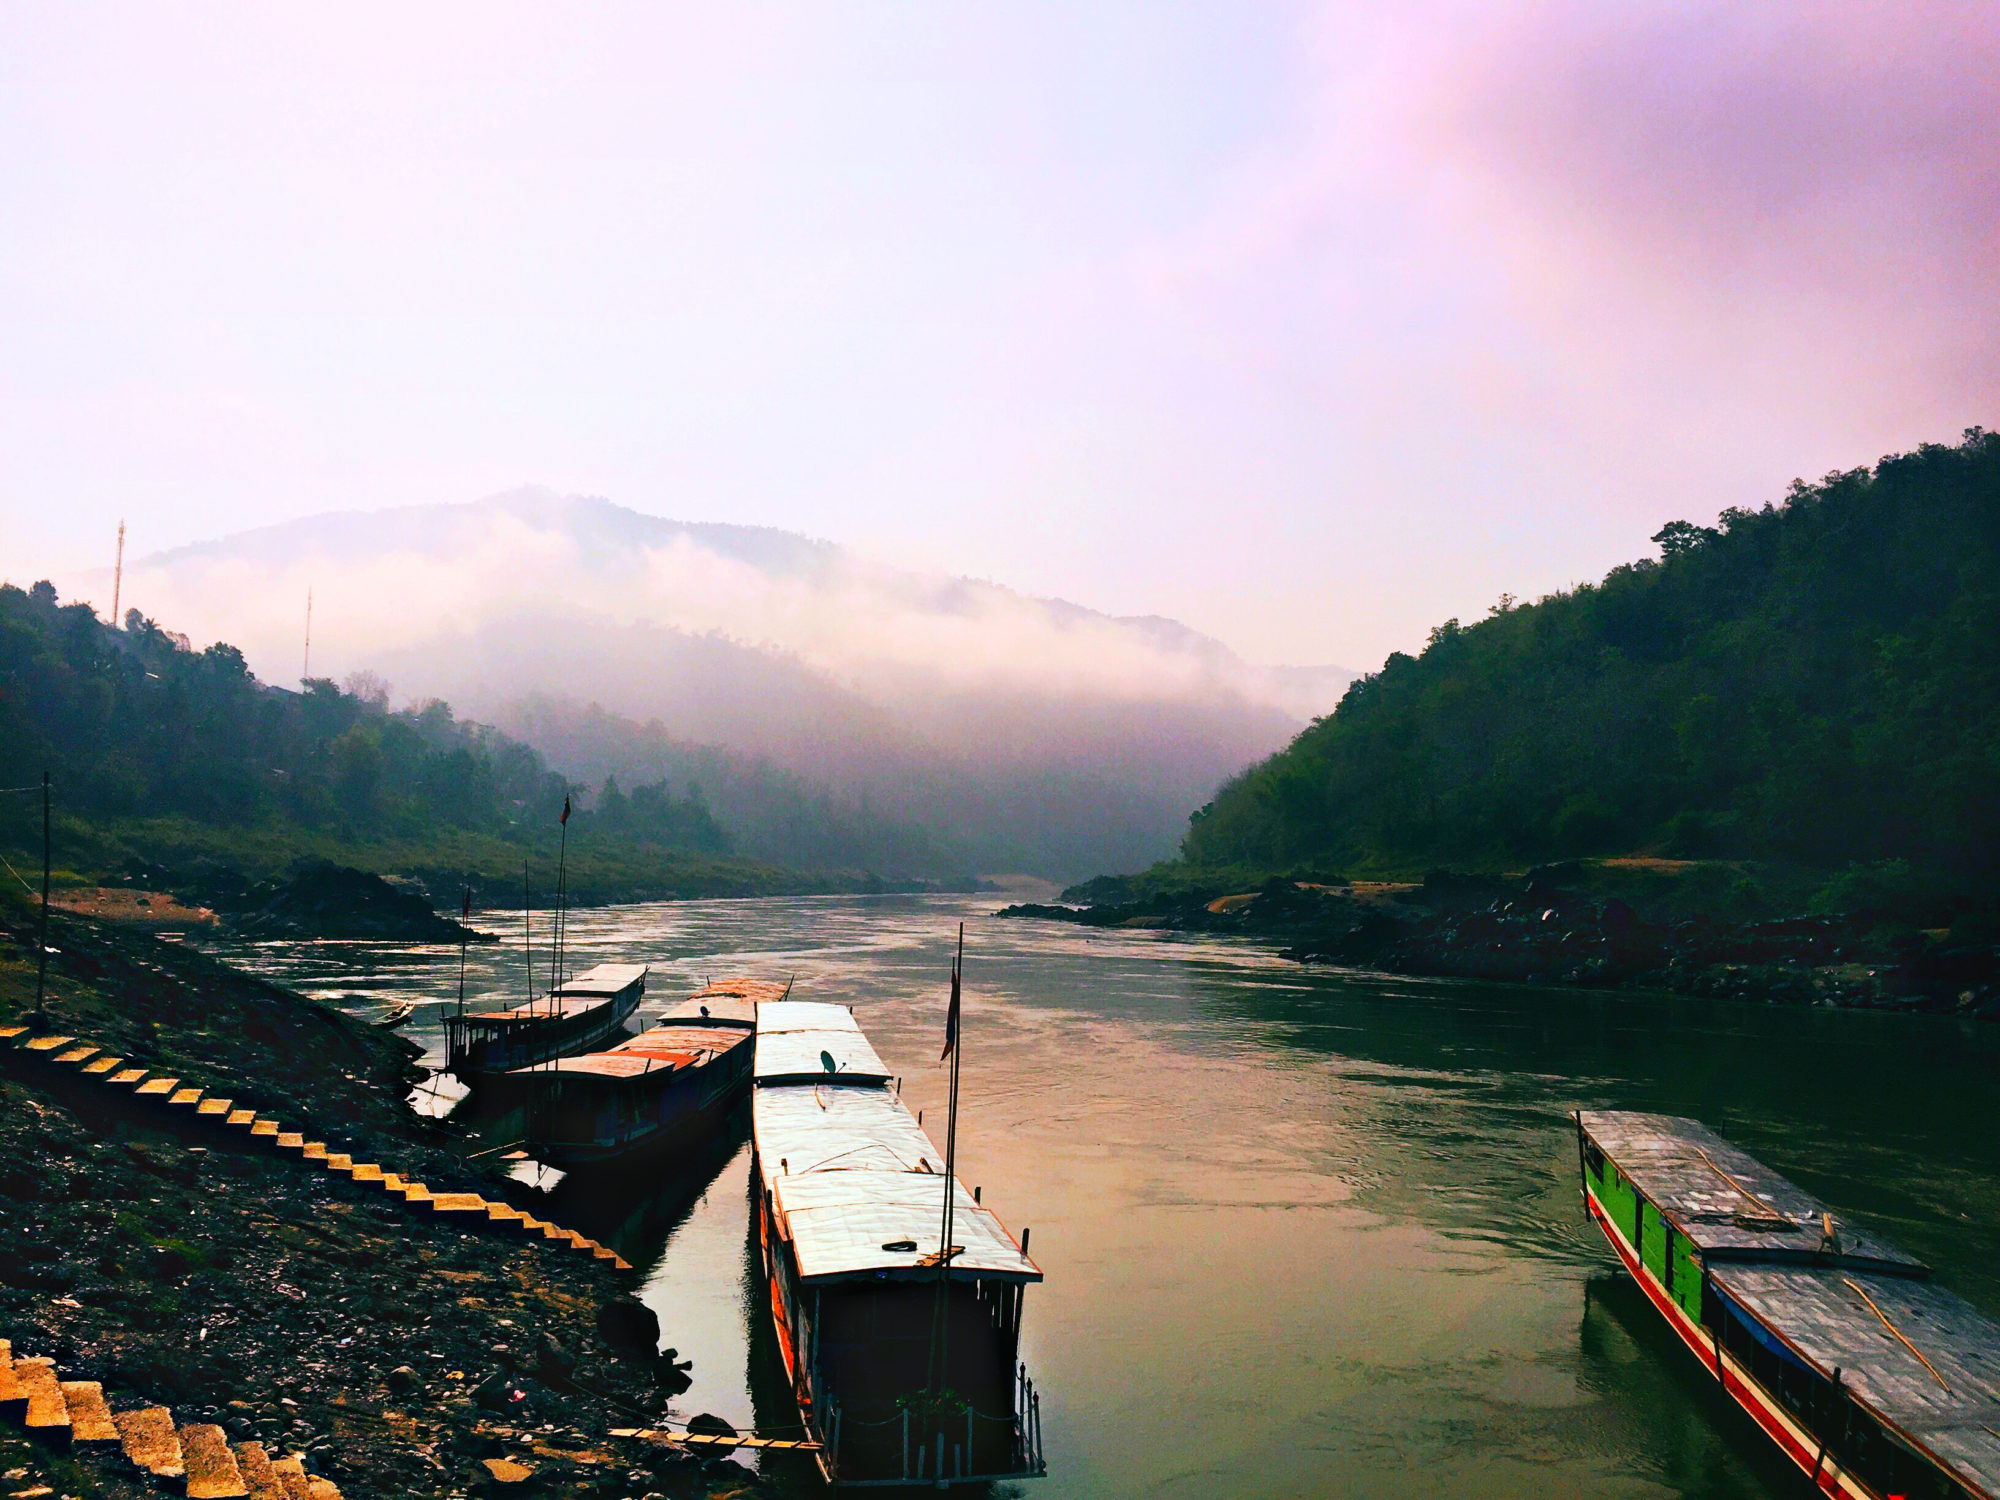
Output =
[
  {"x1": 1179, "y1": 428, "x2": 2000, "y2": 884},
  {"x1": 0, "y1": 582, "x2": 922, "y2": 902}
]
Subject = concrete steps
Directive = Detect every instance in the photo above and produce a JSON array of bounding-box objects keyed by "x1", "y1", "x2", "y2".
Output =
[
  {"x1": 1, "y1": 1024, "x2": 634, "y2": 1272},
  {"x1": 0, "y1": 1340, "x2": 342, "y2": 1498}
]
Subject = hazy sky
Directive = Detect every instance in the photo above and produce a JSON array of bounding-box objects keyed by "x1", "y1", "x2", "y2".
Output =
[{"x1": 2, "y1": 3, "x2": 1994, "y2": 669}]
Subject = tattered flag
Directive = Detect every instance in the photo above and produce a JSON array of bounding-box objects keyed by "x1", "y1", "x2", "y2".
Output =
[
  {"x1": 560, "y1": 795, "x2": 571, "y2": 825},
  {"x1": 940, "y1": 958, "x2": 961, "y2": 1062}
]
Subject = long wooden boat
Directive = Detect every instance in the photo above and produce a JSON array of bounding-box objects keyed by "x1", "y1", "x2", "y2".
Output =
[
  {"x1": 1576, "y1": 1110, "x2": 2000, "y2": 1500},
  {"x1": 751, "y1": 999, "x2": 1046, "y2": 1487},
  {"x1": 444, "y1": 962, "x2": 647, "y2": 1077},
  {"x1": 517, "y1": 979, "x2": 773, "y2": 1167}
]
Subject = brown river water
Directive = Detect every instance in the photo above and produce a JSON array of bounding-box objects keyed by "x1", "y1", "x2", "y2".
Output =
[{"x1": 206, "y1": 893, "x2": 2000, "y2": 1499}]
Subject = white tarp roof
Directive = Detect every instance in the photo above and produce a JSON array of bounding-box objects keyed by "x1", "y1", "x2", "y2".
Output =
[
  {"x1": 755, "y1": 999, "x2": 890, "y2": 1083},
  {"x1": 771, "y1": 1168, "x2": 1041, "y2": 1284},
  {"x1": 754, "y1": 1084, "x2": 940, "y2": 1191},
  {"x1": 551, "y1": 963, "x2": 649, "y2": 997}
]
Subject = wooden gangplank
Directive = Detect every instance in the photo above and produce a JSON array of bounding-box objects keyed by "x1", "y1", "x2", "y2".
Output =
[{"x1": 610, "y1": 1426, "x2": 821, "y2": 1452}]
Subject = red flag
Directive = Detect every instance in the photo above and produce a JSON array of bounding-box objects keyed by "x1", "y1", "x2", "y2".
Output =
[
  {"x1": 559, "y1": 795, "x2": 571, "y2": 825},
  {"x1": 939, "y1": 959, "x2": 960, "y2": 1061}
]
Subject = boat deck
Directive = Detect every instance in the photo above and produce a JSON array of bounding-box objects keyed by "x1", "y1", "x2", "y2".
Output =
[
  {"x1": 1580, "y1": 1110, "x2": 2000, "y2": 1497},
  {"x1": 755, "y1": 999, "x2": 892, "y2": 1085}
]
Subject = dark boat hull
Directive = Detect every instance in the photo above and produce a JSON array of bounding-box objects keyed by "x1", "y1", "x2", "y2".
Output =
[
  {"x1": 446, "y1": 989, "x2": 642, "y2": 1077},
  {"x1": 526, "y1": 1043, "x2": 753, "y2": 1167}
]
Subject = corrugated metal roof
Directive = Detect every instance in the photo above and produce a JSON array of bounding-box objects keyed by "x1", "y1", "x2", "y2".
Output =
[
  {"x1": 771, "y1": 1169, "x2": 1041, "y2": 1284},
  {"x1": 658, "y1": 996, "x2": 758, "y2": 1028},
  {"x1": 537, "y1": 1051, "x2": 699, "y2": 1078},
  {"x1": 1717, "y1": 1265, "x2": 2000, "y2": 1495},
  {"x1": 754, "y1": 1085, "x2": 940, "y2": 1190},
  {"x1": 514, "y1": 1022, "x2": 748, "y2": 1079},
  {"x1": 755, "y1": 1026, "x2": 891, "y2": 1085},
  {"x1": 552, "y1": 963, "x2": 649, "y2": 997},
  {"x1": 690, "y1": 977, "x2": 793, "y2": 1008},
  {"x1": 1577, "y1": 1110, "x2": 1924, "y2": 1272}
]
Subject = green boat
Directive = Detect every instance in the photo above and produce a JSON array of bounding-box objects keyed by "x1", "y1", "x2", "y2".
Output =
[{"x1": 1575, "y1": 1110, "x2": 2000, "y2": 1500}]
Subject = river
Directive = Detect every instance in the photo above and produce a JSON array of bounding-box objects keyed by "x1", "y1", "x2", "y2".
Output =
[{"x1": 207, "y1": 893, "x2": 2000, "y2": 1499}]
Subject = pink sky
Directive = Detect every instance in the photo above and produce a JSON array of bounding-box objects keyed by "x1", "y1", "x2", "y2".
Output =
[{"x1": 2, "y1": 2, "x2": 1993, "y2": 669}]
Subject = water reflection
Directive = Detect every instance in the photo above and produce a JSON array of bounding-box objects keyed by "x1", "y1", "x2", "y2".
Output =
[{"x1": 204, "y1": 896, "x2": 2000, "y2": 1499}]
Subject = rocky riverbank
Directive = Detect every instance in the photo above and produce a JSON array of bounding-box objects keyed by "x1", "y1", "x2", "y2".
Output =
[
  {"x1": 1002, "y1": 867, "x2": 2000, "y2": 1019},
  {"x1": 0, "y1": 893, "x2": 771, "y2": 1499}
]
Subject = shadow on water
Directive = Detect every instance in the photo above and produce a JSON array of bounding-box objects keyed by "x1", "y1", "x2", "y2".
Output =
[
  {"x1": 1578, "y1": 1274, "x2": 1817, "y2": 1500},
  {"x1": 532, "y1": 1103, "x2": 752, "y2": 1271}
]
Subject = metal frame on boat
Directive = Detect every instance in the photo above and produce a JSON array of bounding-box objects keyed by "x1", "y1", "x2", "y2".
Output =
[
  {"x1": 1576, "y1": 1110, "x2": 2000, "y2": 1500},
  {"x1": 445, "y1": 962, "x2": 647, "y2": 1077},
  {"x1": 751, "y1": 999, "x2": 1046, "y2": 1487}
]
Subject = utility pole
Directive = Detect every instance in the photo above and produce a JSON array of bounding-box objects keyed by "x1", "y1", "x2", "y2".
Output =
[
  {"x1": 34, "y1": 772, "x2": 50, "y2": 1025},
  {"x1": 111, "y1": 520, "x2": 126, "y2": 626}
]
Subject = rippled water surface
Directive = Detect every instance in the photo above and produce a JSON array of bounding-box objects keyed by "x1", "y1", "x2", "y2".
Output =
[{"x1": 209, "y1": 894, "x2": 2000, "y2": 1498}]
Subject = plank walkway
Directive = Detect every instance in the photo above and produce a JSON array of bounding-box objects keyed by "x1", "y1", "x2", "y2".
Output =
[
  {"x1": 0, "y1": 1024, "x2": 630, "y2": 1271},
  {"x1": 1, "y1": 1338, "x2": 342, "y2": 1498}
]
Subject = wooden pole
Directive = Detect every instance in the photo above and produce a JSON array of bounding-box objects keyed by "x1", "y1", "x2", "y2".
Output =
[{"x1": 33, "y1": 772, "x2": 50, "y2": 1023}]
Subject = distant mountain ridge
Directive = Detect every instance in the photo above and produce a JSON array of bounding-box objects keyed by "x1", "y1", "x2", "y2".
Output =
[{"x1": 111, "y1": 488, "x2": 1354, "y2": 878}]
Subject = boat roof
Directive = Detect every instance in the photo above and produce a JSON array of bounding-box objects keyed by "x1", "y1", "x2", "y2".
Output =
[
  {"x1": 754, "y1": 1001, "x2": 890, "y2": 1085},
  {"x1": 551, "y1": 963, "x2": 649, "y2": 997},
  {"x1": 754, "y1": 1085, "x2": 940, "y2": 1189},
  {"x1": 771, "y1": 1169, "x2": 1041, "y2": 1285},
  {"x1": 1576, "y1": 1110, "x2": 1926, "y2": 1273},
  {"x1": 1715, "y1": 1265, "x2": 2000, "y2": 1495},
  {"x1": 690, "y1": 976, "x2": 793, "y2": 1008},
  {"x1": 455, "y1": 996, "x2": 613, "y2": 1026},
  {"x1": 519, "y1": 1022, "x2": 750, "y2": 1079},
  {"x1": 1582, "y1": 1111, "x2": 2000, "y2": 1495},
  {"x1": 755, "y1": 1085, "x2": 1039, "y2": 1285},
  {"x1": 658, "y1": 996, "x2": 759, "y2": 1028}
]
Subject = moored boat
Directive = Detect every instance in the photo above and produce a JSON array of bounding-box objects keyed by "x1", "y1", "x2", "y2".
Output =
[
  {"x1": 518, "y1": 978, "x2": 774, "y2": 1166},
  {"x1": 1576, "y1": 1110, "x2": 2000, "y2": 1500},
  {"x1": 445, "y1": 962, "x2": 647, "y2": 1077},
  {"x1": 751, "y1": 998, "x2": 1046, "y2": 1487}
]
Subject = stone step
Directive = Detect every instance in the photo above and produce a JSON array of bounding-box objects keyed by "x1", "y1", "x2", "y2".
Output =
[
  {"x1": 13, "y1": 1358, "x2": 68, "y2": 1430},
  {"x1": 197, "y1": 1097, "x2": 236, "y2": 1117},
  {"x1": 20, "y1": 1035, "x2": 76, "y2": 1054},
  {"x1": 248, "y1": 1120, "x2": 279, "y2": 1139},
  {"x1": 108, "y1": 1068, "x2": 150, "y2": 1087},
  {"x1": 0, "y1": 1339, "x2": 22, "y2": 1419},
  {"x1": 347, "y1": 1164, "x2": 382, "y2": 1183},
  {"x1": 179, "y1": 1421, "x2": 248, "y2": 1498},
  {"x1": 268, "y1": 1452, "x2": 340, "y2": 1499},
  {"x1": 167, "y1": 1087, "x2": 206, "y2": 1108},
  {"x1": 52, "y1": 1045, "x2": 101, "y2": 1066},
  {"x1": 0, "y1": 1024, "x2": 28, "y2": 1040},
  {"x1": 114, "y1": 1406, "x2": 184, "y2": 1478},
  {"x1": 273, "y1": 1133, "x2": 305, "y2": 1152},
  {"x1": 232, "y1": 1441, "x2": 286, "y2": 1500},
  {"x1": 81, "y1": 1055, "x2": 124, "y2": 1075},
  {"x1": 133, "y1": 1076, "x2": 182, "y2": 1098},
  {"x1": 226, "y1": 1109, "x2": 257, "y2": 1127},
  {"x1": 321, "y1": 1154, "x2": 352, "y2": 1173},
  {"x1": 298, "y1": 1143, "x2": 327, "y2": 1162},
  {"x1": 57, "y1": 1380, "x2": 117, "y2": 1444}
]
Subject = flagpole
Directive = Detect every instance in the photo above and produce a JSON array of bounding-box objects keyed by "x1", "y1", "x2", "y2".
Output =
[
  {"x1": 456, "y1": 886, "x2": 470, "y2": 1022},
  {"x1": 929, "y1": 923, "x2": 965, "y2": 1406}
]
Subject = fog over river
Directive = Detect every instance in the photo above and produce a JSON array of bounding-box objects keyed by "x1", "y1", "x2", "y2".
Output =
[{"x1": 209, "y1": 894, "x2": 2000, "y2": 1499}]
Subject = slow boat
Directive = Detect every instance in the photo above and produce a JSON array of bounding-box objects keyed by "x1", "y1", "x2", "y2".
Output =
[
  {"x1": 517, "y1": 978, "x2": 774, "y2": 1167},
  {"x1": 1577, "y1": 1110, "x2": 2000, "y2": 1500},
  {"x1": 751, "y1": 999, "x2": 1046, "y2": 1487},
  {"x1": 444, "y1": 962, "x2": 647, "y2": 1078}
]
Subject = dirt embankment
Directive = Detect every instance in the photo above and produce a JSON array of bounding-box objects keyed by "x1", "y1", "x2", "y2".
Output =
[
  {"x1": 1003, "y1": 868, "x2": 2000, "y2": 1018},
  {"x1": 0, "y1": 896, "x2": 770, "y2": 1499}
]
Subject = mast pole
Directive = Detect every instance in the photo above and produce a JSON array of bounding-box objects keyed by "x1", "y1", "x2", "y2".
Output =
[
  {"x1": 456, "y1": 886, "x2": 470, "y2": 1021},
  {"x1": 33, "y1": 772, "x2": 50, "y2": 1024},
  {"x1": 524, "y1": 862, "x2": 533, "y2": 1010},
  {"x1": 929, "y1": 924, "x2": 965, "y2": 1406}
]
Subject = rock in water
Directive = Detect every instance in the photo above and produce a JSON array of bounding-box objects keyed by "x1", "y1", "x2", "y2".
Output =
[{"x1": 595, "y1": 1296, "x2": 660, "y2": 1355}]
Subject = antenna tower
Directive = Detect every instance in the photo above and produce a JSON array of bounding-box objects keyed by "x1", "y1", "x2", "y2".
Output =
[{"x1": 111, "y1": 520, "x2": 126, "y2": 626}]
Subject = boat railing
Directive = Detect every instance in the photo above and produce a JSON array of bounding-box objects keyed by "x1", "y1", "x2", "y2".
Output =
[{"x1": 821, "y1": 1361, "x2": 1047, "y2": 1488}]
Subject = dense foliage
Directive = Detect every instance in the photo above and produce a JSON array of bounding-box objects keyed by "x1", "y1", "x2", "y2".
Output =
[
  {"x1": 0, "y1": 584, "x2": 734, "y2": 879},
  {"x1": 1183, "y1": 429, "x2": 2000, "y2": 878}
]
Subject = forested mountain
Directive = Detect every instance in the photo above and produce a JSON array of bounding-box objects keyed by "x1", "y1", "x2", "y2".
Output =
[
  {"x1": 0, "y1": 583, "x2": 960, "y2": 892},
  {"x1": 1180, "y1": 429, "x2": 2000, "y2": 879}
]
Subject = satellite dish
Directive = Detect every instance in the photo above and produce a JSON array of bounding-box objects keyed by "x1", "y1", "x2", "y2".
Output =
[{"x1": 820, "y1": 1050, "x2": 837, "y2": 1075}]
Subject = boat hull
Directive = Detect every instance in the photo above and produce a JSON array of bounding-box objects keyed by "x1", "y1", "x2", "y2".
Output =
[
  {"x1": 526, "y1": 1050, "x2": 753, "y2": 1167},
  {"x1": 1584, "y1": 1183, "x2": 1876, "y2": 1499}
]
